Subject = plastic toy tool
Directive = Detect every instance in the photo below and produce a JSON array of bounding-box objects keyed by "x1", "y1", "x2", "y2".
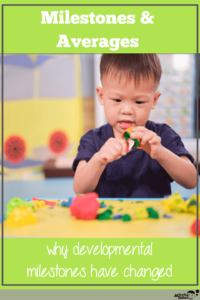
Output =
[{"x1": 121, "y1": 126, "x2": 142, "y2": 152}]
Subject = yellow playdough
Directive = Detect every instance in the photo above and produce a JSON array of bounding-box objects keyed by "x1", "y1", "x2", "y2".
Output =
[
  {"x1": 34, "y1": 200, "x2": 46, "y2": 208},
  {"x1": 134, "y1": 207, "x2": 149, "y2": 219},
  {"x1": 162, "y1": 192, "x2": 186, "y2": 212},
  {"x1": 162, "y1": 193, "x2": 199, "y2": 215},
  {"x1": 6, "y1": 206, "x2": 38, "y2": 227}
]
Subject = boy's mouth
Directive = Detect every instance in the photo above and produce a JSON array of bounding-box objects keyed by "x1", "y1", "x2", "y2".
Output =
[{"x1": 118, "y1": 120, "x2": 134, "y2": 129}]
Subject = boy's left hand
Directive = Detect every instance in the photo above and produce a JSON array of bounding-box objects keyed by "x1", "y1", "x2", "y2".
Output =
[{"x1": 130, "y1": 127, "x2": 163, "y2": 160}]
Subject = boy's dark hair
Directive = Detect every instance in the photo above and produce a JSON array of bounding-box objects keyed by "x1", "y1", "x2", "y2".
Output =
[{"x1": 100, "y1": 54, "x2": 162, "y2": 85}]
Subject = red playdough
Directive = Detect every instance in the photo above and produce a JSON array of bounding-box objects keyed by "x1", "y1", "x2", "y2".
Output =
[
  {"x1": 190, "y1": 219, "x2": 200, "y2": 235},
  {"x1": 70, "y1": 193, "x2": 99, "y2": 220},
  {"x1": 32, "y1": 197, "x2": 57, "y2": 206}
]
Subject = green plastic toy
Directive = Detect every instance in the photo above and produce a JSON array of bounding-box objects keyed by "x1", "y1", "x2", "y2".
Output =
[{"x1": 6, "y1": 197, "x2": 35, "y2": 219}]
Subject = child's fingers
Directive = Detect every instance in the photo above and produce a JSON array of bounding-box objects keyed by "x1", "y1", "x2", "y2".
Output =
[
  {"x1": 140, "y1": 132, "x2": 156, "y2": 145},
  {"x1": 117, "y1": 139, "x2": 128, "y2": 155},
  {"x1": 130, "y1": 131, "x2": 146, "y2": 140},
  {"x1": 121, "y1": 140, "x2": 128, "y2": 155},
  {"x1": 149, "y1": 136, "x2": 161, "y2": 145},
  {"x1": 109, "y1": 144, "x2": 122, "y2": 158},
  {"x1": 100, "y1": 149, "x2": 114, "y2": 163},
  {"x1": 108, "y1": 139, "x2": 124, "y2": 157}
]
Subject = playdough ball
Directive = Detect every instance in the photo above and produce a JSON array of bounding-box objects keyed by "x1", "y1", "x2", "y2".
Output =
[
  {"x1": 147, "y1": 207, "x2": 159, "y2": 219},
  {"x1": 135, "y1": 208, "x2": 149, "y2": 219},
  {"x1": 70, "y1": 193, "x2": 99, "y2": 220},
  {"x1": 122, "y1": 214, "x2": 131, "y2": 221},
  {"x1": 6, "y1": 197, "x2": 34, "y2": 219},
  {"x1": 6, "y1": 206, "x2": 38, "y2": 227},
  {"x1": 190, "y1": 219, "x2": 200, "y2": 235}
]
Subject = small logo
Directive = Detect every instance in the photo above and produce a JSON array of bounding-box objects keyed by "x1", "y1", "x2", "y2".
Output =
[{"x1": 174, "y1": 290, "x2": 199, "y2": 300}]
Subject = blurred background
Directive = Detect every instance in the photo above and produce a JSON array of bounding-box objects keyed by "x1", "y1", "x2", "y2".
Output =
[{"x1": 0, "y1": 54, "x2": 199, "y2": 209}]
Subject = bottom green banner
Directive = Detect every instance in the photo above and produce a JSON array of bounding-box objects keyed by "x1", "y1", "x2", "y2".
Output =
[{"x1": 2, "y1": 238, "x2": 197, "y2": 285}]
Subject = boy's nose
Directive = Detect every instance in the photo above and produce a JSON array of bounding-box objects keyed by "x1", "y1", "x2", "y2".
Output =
[{"x1": 121, "y1": 104, "x2": 134, "y2": 115}]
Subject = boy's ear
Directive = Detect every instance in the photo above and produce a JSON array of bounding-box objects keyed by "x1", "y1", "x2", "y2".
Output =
[
  {"x1": 152, "y1": 92, "x2": 161, "y2": 109},
  {"x1": 96, "y1": 86, "x2": 104, "y2": 106}
]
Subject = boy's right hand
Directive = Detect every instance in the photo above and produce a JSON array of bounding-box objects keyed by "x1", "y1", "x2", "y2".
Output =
[{"x1": 97, "y1": 138, "x2": 128, "y2": 165}]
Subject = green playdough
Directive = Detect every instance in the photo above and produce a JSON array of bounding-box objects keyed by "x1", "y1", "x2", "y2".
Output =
[
  {"x1": 147, "y1": 207, "x2": 159, "y2": 219},
  {"x1": 97, "y1": 209, "x2": 113, "y2": 220},
  {"x1": 188, "y1": 199, "x2": 197, "y2": 207},
  {"x1": 123, "y1": 132, "x2": 141, "y2": 147},
  {"x1": 109, "y1": 205, "x2": 115, "y2": 209},
  {"x1": 118, "y1": 199, "x2": 123, "y2": 202},
  {"x1": 123, "y1": 132, "x2": 130, "y2": 140},
  {"x1": 6, "y1": 197, "x2": 35, "y2": 219},
  {"x1": 136, "y1": 201, "x2": 144, "y2": 203},
  {"x1": 122, "y1": 214, "x2": 131, "y2": 221}
]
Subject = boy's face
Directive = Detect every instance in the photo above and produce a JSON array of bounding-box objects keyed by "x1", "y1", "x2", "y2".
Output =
[{"x1": 96, "y1": 74, "x2": 161, "y2": 139}]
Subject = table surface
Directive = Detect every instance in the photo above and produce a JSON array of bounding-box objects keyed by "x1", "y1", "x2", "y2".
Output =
[{"x1": 1, "y1": 199, "x2": 196, "y2": 238}]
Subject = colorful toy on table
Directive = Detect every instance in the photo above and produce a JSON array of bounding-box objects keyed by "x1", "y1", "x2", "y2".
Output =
[
  {"x1": 113, "y1": 214, "x2": 123, "y2": 220},
  {"x1": 61, "y1": 197, "x2": 73, "y2": 208},
  {"x1": 97, "y1": 209, "x2": 113, "y2": 220},
  {"x1": 147, "y1": 207, "x2": 159, "y2": 219},
  {"x1": 134, "y1": 207, "x2": 149, "y2": 219},
  {"x1": 100, "y1": 201, "x2": 107, "y2": 208},
  {"x1": 33, "y1": 200, "x2": 46, "y2": 208},
  {"x1": 122, "y1": 214, "x2": 131, "y2": 222},
  {"x1": 6, "y1": 197, "x2": 37, "y2": 228},
  {"x1": 163, "y1": 214, "x2": 173, "y2": 219},
  {"x1": 134, "y1": 206, "x2": 159, "y2": 219},
  {"x1": 121, "y1": 126, "x2": 143, "y2": 152},
  {"x1": 4, "y1": 192, "x2": 198, "y2": 230},
  {"x1": 70, "y1": 192, "x2": 99, "y2": 220},
  {"x1": 6, "y1": 206, "x2": 37, "y2": 227},
  {"x1": 190, "y1": 219, "x2": 200, "y2": 235},
  {"x1": 162, "y1": 192, "x2": 199, "y2": 214},
  {"x1": 162, "y1": 192, "x2": 187, "y2": 212},
  {"x1": 6, "y1": 197, "x2": 35, "y2": 219},
  {"x1": 186, "y1": 194, "x2": 200, "y2": 215},
  {"x1": 32, "y1": 197, "x2": 57, "y2": 207}
]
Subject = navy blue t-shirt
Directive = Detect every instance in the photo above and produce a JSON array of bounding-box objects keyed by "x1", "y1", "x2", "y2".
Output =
[{"x1": 72, "y1": 121, "x2": 194, "y2": 198}]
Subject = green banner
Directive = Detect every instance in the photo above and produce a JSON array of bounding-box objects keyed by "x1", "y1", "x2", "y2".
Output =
[
  {"x1": 3, "y1": 5, "x2": 197, "y2": 53},
  {"x1": 2, "y1": 238, "x2": 197, "y2": 285}
]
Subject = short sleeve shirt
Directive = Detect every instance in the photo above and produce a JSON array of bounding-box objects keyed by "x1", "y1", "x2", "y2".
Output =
[{"x1": 72, "y1": 121, "x2": 194, "y2": 198}]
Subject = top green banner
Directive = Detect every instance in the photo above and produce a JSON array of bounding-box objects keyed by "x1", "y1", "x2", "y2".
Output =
[{"x1": 2, "y1": 5, "x2": 198, "y2": 53}]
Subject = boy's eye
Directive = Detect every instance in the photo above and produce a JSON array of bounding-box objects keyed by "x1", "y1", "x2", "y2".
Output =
[
  {"x1": 112, "y1": 99, "x2": 121, "y2": 102},
  {"x1": 136, "y1": 101, "x2": 144, "y2": 104}
]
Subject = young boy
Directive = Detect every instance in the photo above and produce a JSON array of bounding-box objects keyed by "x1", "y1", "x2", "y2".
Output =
[{"x1": 72, "y1": 54, "x2": 197, "y2": 198}]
